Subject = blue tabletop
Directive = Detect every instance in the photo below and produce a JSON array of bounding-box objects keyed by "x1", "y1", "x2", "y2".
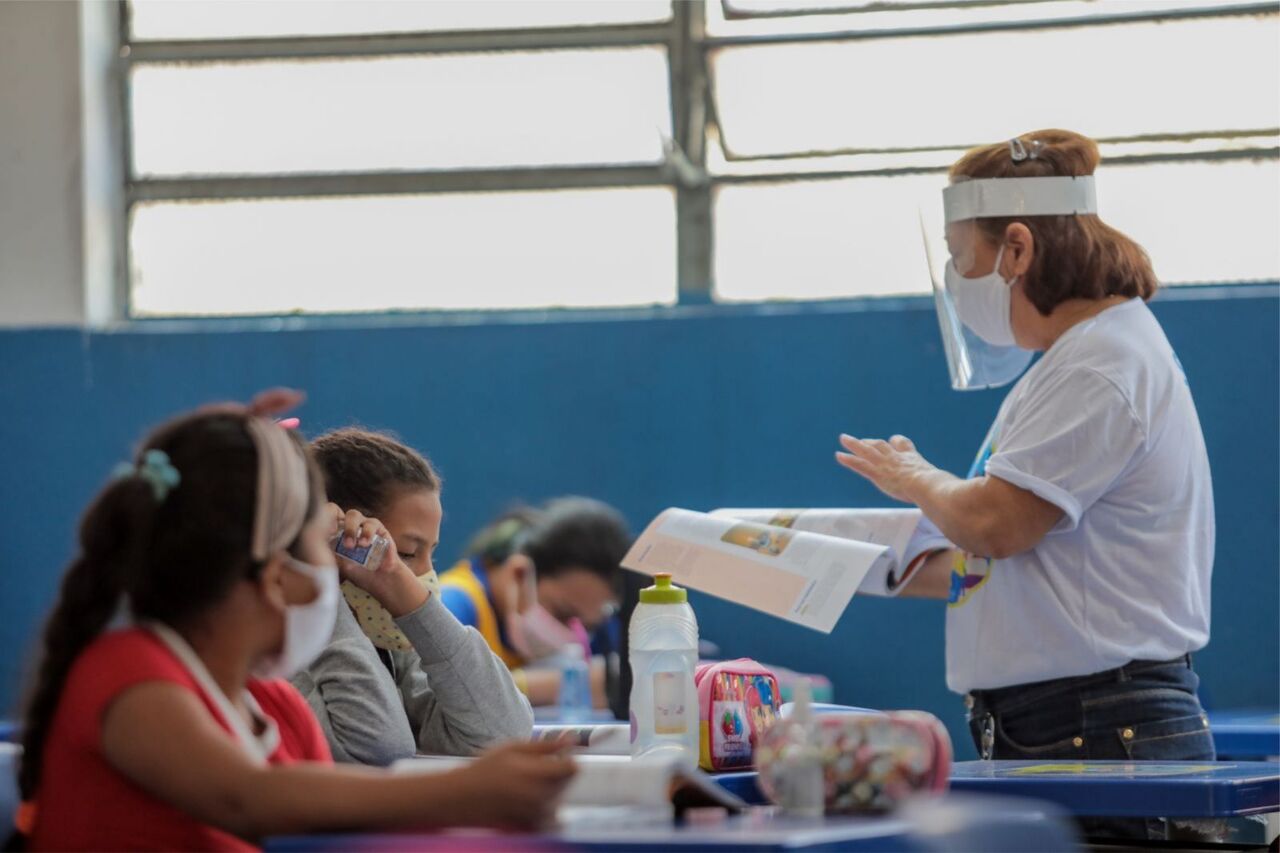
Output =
[
  {"x1": 1209, "y1": 710, "x2": 1280, "y2": 758},
  {"x1": 948, "y1": 760, "x2": 1280, "y2": 817},
  {"x1": 715, "y1": 760, "x2": 1280, "y2": 818},
  {"x1": 267, "y1": 795, "x2": 1076, "y2": 852}
]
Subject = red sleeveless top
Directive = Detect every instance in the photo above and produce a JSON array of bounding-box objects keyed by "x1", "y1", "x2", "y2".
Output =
[{"x1": 28, "y1": 628, "x2": 331, "y2": 851}]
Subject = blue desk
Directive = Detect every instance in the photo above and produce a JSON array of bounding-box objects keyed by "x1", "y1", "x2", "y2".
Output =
[
  {"x1": 715, "y1": 761, "x2": 1280, "y2": 818},
  {"x1": 1210, "y1": 710, "x2": 1280, "y2": 759},
  {"x1": 948, "y1": 760, "x2": 1280, "y2": 818},
  {"x1": 267, "y1": 795, "x2": 1077, "y2": 852}
]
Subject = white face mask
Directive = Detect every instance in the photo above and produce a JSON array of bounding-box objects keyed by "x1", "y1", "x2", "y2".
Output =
[
  {"x1": 945, "y1": 244, "x2": 1019, "y2": 347},
  {"x1": 254, "y1": 557, "x2": 339, "y2": 680}
]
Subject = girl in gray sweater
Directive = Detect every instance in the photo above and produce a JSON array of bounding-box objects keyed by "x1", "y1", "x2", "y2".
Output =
[{"x1": 291, "y1": 429, "x2": 533, "y2": 765}]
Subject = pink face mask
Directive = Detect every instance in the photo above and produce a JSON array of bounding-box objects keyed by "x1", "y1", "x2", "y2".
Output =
[{"x1": 507, "y1": 605, "x2": 586, "y2": 663}]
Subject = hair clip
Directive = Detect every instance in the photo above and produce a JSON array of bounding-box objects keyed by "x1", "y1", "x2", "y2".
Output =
[
  {"x1": 112, "y1": 448, "x2": 181, "y2": 502},
  {"x1": 1009, "y1": 138, "x2": 1029, "y2": 162}
]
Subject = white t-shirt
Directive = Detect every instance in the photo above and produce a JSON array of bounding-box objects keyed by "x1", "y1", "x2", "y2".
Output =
[{"x1": 945, "y1": 298, "x2": 1214, "y2": 693}]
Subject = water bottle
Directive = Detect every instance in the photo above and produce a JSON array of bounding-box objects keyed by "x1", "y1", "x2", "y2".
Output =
[
  {"x1": 629, "y1": 573, "x2": 699, "y2": 765},
  {"x1": 557, "y1": 645, "x2": 592, "y2": 723}
]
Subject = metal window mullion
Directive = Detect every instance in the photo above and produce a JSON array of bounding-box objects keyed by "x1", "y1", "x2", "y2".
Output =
[
  {"x1": 123, "y1": 21, "x2": 673, "y2": 63},
  {"x1": 116, "y1": 0, "x2": 135, "y2": 322},
  {"x1": 707, "y1": 144, "x2": 1280, "y2": 185},
  {"x1": 128, "y1": 165, "x2": 671, "y2": 203},
  {"x1": 673, "y1": 1, "x2": 713, "y2": 304}
]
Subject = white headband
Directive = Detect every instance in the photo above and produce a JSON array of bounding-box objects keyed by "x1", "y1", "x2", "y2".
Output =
[
  {"x1": 943, "y1": 175, "x2": 1097, "y2": 224},
  {"x1": 245, "y1": 417, "x2": 310, "y2": 562}
]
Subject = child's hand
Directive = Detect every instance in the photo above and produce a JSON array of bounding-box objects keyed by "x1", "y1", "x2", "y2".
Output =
[
  {"x1": 451, "y1": 741, "x2": 576, "y2": 830},
  {"x1": 328, "y1": 504, "x2": 430, "y2": 617}
]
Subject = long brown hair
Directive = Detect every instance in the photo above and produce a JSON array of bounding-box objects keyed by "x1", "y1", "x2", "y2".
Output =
[
  {"x1": 18, "y1": 410, "x2": 323, "y2": 802},
  {"x1": 950, "y1": 129, "x2": 1159, "y2": 315}
]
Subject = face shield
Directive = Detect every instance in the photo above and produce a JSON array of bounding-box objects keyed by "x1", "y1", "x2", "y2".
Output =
[{"x1": 924, "y1": 173, "x2": 1098, "y2": 391}]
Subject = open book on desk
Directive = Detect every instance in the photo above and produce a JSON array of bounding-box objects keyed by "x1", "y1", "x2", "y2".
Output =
[
  {"x1": 393, "y1": 754, "x2": 747, "y2": 815},
  {"x1": 622, "y1": 508, "x2": 951, "y2": 633},
  {"x1": 532, "y1": 723, "x2": 631, "y2": 755}
]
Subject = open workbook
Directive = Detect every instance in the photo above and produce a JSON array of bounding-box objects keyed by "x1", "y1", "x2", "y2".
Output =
[
  {"x1": 393, "y1": 753, "x2": 746, "y2": 817},
  {"x1": 621, "y1": 508, "x2": 951, "y2": 633}
]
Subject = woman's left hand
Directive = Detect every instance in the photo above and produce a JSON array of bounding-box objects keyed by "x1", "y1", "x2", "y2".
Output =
[{"x1": 835, "y1": 433, "x2": 938, "y2": 504}]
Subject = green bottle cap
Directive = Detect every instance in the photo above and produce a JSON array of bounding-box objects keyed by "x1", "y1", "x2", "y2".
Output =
[{"x1": 639, "y1": 572, "x2": 687, "y2": 604}]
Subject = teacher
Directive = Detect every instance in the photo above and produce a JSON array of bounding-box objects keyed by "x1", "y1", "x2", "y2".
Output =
[{"x1": 836, "y1": 129, "x2": 1215, "y2": 773}]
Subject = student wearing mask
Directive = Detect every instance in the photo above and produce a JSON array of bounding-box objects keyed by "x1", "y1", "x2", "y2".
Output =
[
  {"x1": 292, "y1": 428, "x2": 532, "y2": 766},
  {"x1": 14, "y1": 396, "x2": 571, "y2": 850},
  {"x1": 441, "y1": 498, "x2": 630, "y2": 708}
]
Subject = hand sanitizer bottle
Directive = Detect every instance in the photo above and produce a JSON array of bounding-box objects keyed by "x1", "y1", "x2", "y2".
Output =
[{"x1": 776, "y1": 681, "x2": 825, "y2": 818}]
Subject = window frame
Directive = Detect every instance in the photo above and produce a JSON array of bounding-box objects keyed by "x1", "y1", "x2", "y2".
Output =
[{"x1": 114, "y1": 0, "x2": 1279, "y2": 320}]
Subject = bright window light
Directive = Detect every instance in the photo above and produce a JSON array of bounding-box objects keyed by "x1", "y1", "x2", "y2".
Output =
[
  {"x1": 708, "y1": 0, "x2": 1265, "y2": 36},
  {"x1": 129, "y1": 0, "x2": 672, "y2": 40},
  {"x1": 129, "y1": 189, "x2": 677, "y2": 316},
  {"x1": 131, "y1": 48, "x2": 671, "y2": 176},
  {"x1": 714, "y1": 159, "x2": 1280, "y2": 302},
  {"x1": 711, "y1": 15, "x2": 1280, "y2": 158}
]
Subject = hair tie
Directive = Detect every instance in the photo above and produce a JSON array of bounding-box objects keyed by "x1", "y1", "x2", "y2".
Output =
[
  {"x1": 112, "y1": 448, "x2": 181, "y2": 502},
  {"x1": 1010, "y1": 137, "x2": 1044, "y2": 162}
]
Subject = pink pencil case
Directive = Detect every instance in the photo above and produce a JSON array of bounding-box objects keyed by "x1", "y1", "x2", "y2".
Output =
[
  {"x1": 694, "y1": 659, "x2": 782, "y2": 772},
  {"x1": 756, "y1": 710, "x2": 952, "y2": 813}
]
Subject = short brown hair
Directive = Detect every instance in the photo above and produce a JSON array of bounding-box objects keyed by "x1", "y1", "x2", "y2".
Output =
[
  {"x1": 950, "y1": 129, "x2": 1158, "y2": 315},
  {"x1": 311, "y1": 428, "x2": 441, "y2": 517}
]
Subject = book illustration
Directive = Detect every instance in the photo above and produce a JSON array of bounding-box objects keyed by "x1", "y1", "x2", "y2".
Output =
[{"x1": 720, "y1": 522, "x2": 795, "y2": 557}]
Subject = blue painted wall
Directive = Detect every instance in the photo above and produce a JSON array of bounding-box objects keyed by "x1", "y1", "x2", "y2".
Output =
[{"x1": 2, "y1": 286, "x2": 1276, "y2": 756}]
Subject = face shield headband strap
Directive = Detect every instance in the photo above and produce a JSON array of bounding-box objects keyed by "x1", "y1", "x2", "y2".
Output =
[
  {"x1": 245, "y1": 417, "x2": 310, "y2": 562},
  {"x1": 943, "y1": 175, "x2": 1097, "y2": 224}
]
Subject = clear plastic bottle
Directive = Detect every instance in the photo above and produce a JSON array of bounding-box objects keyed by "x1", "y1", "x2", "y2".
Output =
[
  {"x1": 629, "y1": 573, "x2": 699, "y2": 766},
  {"x1": 557, "y1": 644, "x2": 592, "y2": 723}
]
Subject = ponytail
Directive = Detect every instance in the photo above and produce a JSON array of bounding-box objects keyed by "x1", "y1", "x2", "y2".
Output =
[
  {"x1": 16, "y1": 408, "x2": 321, "y2": 809},
  {"x1": 18, "y1": 476, "x2": 157, "y2": 799}
]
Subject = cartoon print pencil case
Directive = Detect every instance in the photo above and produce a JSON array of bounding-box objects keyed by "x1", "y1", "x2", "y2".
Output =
[{"x1": 694, "y1": 658, "x2": 782, "y2": 772}]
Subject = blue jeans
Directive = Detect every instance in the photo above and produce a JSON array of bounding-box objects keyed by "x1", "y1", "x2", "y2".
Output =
[{"x1": 965, "y1": 655, "x2": 1216, "y2": 840}]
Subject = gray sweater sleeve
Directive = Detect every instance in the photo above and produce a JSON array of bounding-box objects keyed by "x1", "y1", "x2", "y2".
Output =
[
  {"x1": 391, "y1": 593, "x2": 535, "y2": 756},
  {"x1": 289, "y1": 601, "x2": 418, "y2": 766}
]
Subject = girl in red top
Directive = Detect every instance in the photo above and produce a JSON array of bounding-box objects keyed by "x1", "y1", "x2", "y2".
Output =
[{"x1": 15, "y1": 391, "x2": 573, "y2": 851}]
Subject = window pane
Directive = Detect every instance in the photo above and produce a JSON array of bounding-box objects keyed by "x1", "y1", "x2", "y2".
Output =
[
  {"x1": 1102, "y1": 159, "x2": 1280, "y2": 285},
  {"x1": 711, "y1": 15, "x2": 1280, "y2": 158},
  {"x1": 714, "y1": 174, "x2": 946, "y2": 302},
  {"x1": 714, "y1": 159, "x2": 1279, "y2": 302},
  {"x1": 131, "y1": 49, "x2": 671, "y2": 176},
  {"x1": 129, "y1": 189, "x2": 676, "y2": 316},
  {"x1": 129, "y1": 0, "x2": 672, "y2": 40},
  {"x1": 715, "y1": 0, "x2": 1257, "y2": 30}
]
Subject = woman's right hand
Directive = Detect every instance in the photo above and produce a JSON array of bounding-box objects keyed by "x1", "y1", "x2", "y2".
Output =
[{"x1": 449, "y1": 740, "x2": 576, "y2": 830}]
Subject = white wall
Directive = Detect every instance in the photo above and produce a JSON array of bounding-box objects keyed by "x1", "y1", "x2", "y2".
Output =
[{"x1": 0, "y1": 0, "x2": 121, "y2": 328}]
